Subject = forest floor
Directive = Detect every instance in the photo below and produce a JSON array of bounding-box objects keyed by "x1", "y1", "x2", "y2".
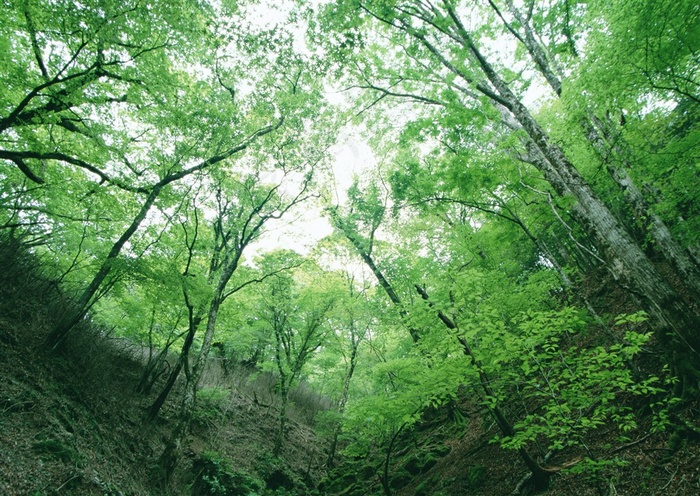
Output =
[
  {"x1": 3, "y1": 333, "x2": 699, "y2": 496},
  {"x1": 392, "y1": 396, "x2": 700, "y2": 496},
  {"x1": 0, "y1": 240, "x2": 329, "y2": 495},
  {"x1": 0, "y1": 329, "x2": 330, "y2": 495}
]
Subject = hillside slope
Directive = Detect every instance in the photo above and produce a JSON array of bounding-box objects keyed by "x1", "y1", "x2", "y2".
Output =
[
  {"x1": 0, "y1": 238, "x2": 327, "y2": 495},
  {"x1": 2, "y1": 238, "x2": 700, "y2": 496}
]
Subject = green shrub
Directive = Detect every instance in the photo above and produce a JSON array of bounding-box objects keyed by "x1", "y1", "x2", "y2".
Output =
[
  {"x1": 193, "y1": 450, "x2": 263, "y2": 496},
  {"x1": 32, "y1": 437, "x2": 81, "y2": 465},
  {"x1": 465, "y1": 465, "x2": 486, "y2": 489},
  {"x1": 256, "y1": 452, "x2": 298, "y2": 492}
]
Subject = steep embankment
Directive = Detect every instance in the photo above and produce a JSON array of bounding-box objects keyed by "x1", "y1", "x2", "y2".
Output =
[
  {"x1": 3, "y1": 236, "x2": 700, "y2": 495},
  {"x1": 323, "y1": 381, "x2": 700, "y2": 496},
  {"x1": 0, "y1": 238, "x2": 328, "y2": 495}
]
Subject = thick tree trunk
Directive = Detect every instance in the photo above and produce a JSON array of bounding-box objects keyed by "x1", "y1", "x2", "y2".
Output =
[
  {"x1": 519, "y1": 109, "x2": 700, "y2": 363},
  {"x1": 585, "y1": 115, "x2": 700, "y2": 302},
  {"x1": 490, "y1": 0, "x2": 700, "y2": 308},
  {"x1": 444, "y1": 8, "x2": 700, "y2": 374}
]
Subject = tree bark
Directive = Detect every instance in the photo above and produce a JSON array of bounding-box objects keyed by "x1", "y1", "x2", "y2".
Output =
[
  {"x1": 328, "y1": 333, "x2": 360, "y2": 466},
  {"x1": 333, "y1": 216, "x2": 420, "y2": 342},
  {"x1": 442, "y1": 4, "x2": 700, "y2": 373},
  {"x1": 147, "y1": 315, "x2": 200, "y2": 421},
  {"x1": 490, "y1": 0, "x2": 700, "y2": 309},
  {"x1": 46, "y1": 185, "x2": 163, "y2": 349},
  {"x1": 585, "y1": 115, "x2": 700, "y2": 302}
]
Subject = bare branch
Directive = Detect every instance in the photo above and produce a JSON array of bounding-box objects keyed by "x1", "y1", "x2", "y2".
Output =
[
  {"x1": 222, "y1": 260, "x2": 306, "y2": 300},
  {"x1": 23, "y1": 7, "x2": 49, "y2": 80},
  {"x1": 0, "y1": 149, "x2": 147, "y2": 193}
]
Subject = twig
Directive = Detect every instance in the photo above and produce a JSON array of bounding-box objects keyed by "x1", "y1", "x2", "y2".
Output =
[
  {"x1": 55, "y1": 474, "x2": 81, "y2": 492},
  {"x1": 661, "y1": 466, "x2": 678, "y2": 491},
  {"x1": 609, "y1": 433, "x2": 652, "y2": 455}
]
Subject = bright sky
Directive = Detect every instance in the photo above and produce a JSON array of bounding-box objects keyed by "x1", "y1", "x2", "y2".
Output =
[
  {"x1": 228, "y1": 0, "x2": 552, "y2": 261},
  {"x1": 249, "y1": 124, "x2": 376, "y2": 257}
]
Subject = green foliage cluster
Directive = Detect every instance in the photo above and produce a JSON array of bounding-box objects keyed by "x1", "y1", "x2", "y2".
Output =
[
  {"x1": 2, "y1": 0, "x2": 699, "y2": 492},
  {"x1": 193, "y1": 451, "x2": 264, "y2": 496},
  {"x1": 497, "y1": 312, "x2": 670, "y2": 453},
  {"x1": 32, "y1": 437, "x2": 81, "y2": 466}
]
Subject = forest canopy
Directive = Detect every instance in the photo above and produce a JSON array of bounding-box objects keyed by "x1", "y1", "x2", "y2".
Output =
[{"x1": 1, "y1": 0, "x2": 699, "y2": 493}]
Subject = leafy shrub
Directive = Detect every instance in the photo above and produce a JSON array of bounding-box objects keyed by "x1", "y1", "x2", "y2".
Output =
[
  {"x1": 405, "y1": 452, "x2": 438, "y2": 475},
  {"x1": 464, "y1": 465, "x2": 486, "y2": 489},
  {"x1": 496, "y1": 311, "x2": 671, "y2": 456},
  {"x1": 256, "y1": 452, "x2": 298, "y2": 491},
  {"x1": 193, "y1": 451, "x2": 263, "y2": 496}
]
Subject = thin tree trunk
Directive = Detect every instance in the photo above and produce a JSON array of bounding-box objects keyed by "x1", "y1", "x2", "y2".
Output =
[
  {"x1": 156, "y1": 296, "x2": 224, "y2": 473},
  {"x1": 46, "y1": 185, "x2": 163, "y2": 349},
  {"x1": 276, "y1": 383, "x2": 289, "y2": 455},
  {"x1": 159, "y1": 382, "x2": 196, "y2": 481},
  {"x1": 380, "y1": 423, "x2": 406, "y2": 496},
  {"x1": 147, "y1": 318, "x2": 199, "y2": 421},
  {"x1": 414, "y1": 284, "x2": 551, "y2": 489},
  {"x1": 328, "y1": 337, "x2": 359, "y2": 467},
  {"x1": 334, "y1": 219, "x2": 420, "y2": 342},
  {"x1": 45, "y1": 120, "x2": 282, "y2": 348}
]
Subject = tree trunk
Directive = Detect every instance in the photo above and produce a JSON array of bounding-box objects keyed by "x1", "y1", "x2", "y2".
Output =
[
  {"x1": 444, "y1": 9, "x2": 700, "y2": 376},
  {"x1": 276, "y1": 383, "x2": 289, "y2": 455},
  {"x1": 585, "y1": 115, "x2": 700, "y2": 302},
  {"x1": 158, "y1": 381, "x2": 196, "y2": 481},
  {"x1": 414, "y1": 284, "x2": 551, "y2": 488},
  {"x1": 44, "y1": 120, "x2": 281, "y2": 348},
  {"x1": 490, "y1": 0, "x2": 700, "y2": 312},
  {"x1": 334, "y1": 219, "x2": 420, "y2": 342},
  {"x1": 328, "y1": 338, "x2": 359, "y2": 467},
  {"x1": 46, "y1": 186, "x2": 162, "y2": 349},
  {"x1": 147, "y1": 315, "x2": 200, "y2": 421}
]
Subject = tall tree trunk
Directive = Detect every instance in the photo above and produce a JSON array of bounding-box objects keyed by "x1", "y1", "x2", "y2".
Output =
[
  {"x1": 46, "y1": 186, "x2": 163, "y2": 349},
  {"x1": 333, "y1": 217, "x2": 420, "y2": 342},
  {"x1": 328, "y1": 337, "x2": 360, "y2": 467},
  {"x1": 444, "y1": 6, "x2": 700, "y2": 379},
  {"x1": 414, "y1": 285, "x2": 551, "y2": 489},
  {"x1": 491, "y1": 0, "x2": 700, "y2": 305},
  {"x1": 585, "y1": 115, "x2": 700, "y2": 301},
  {"x1": 44, "y1": 120, "x2": 281, "y2": 348},
  {"x1": 155, "y1": 295, "x2": 225, "y2": 472},
  {"x1": 147, "y1": 316, "x2": 200, "y2": 421}
]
